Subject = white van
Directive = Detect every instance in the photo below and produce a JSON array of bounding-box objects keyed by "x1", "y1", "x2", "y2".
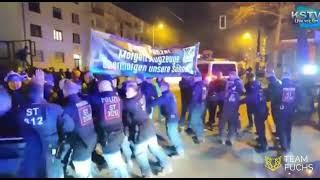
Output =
[
  {"x1": 197, "y1": 60, "x2": 238, "y2": 83},
  {"x1": 164, "y1": 60, "x2": 238, "y2": 86}
]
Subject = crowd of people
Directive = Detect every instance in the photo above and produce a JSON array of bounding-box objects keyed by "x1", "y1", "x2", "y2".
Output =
[{"x1": 0, "y1": 65, "x2": 306, "y2": 178}]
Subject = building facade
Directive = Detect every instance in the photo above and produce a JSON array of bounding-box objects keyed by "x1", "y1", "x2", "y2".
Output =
[{"x1": 0, "y1": 2, "x2": 151, "y2": 70}]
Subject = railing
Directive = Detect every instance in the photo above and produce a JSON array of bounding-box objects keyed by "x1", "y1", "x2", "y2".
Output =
[{"x1": 0, "y1": 40, "x2": 36, "y2": 69}]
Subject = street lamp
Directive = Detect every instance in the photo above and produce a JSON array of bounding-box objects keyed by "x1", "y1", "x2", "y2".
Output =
[
  {"x1": 152, "y1": 23, "x2": 164, "y2": 47},
  {"x1": 242, "y1": 32, "x2": 252, "y2": 40}
]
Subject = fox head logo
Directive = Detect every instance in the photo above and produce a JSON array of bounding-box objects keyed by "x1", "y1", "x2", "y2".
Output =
[{"x1": 265, "y1": 156, "x2": 282, "y2": 172}]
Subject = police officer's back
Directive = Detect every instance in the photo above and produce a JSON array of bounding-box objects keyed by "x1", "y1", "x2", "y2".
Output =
[
  {"x1": 15, "y1": 70, "x2": 75, "y2": 178},
  {"x1": 62, "y1": 80, "x2": 97, "y2": 162},
  {"x1": 90, "y1": 80, "x2": 124, "y2": 154},
  {"x1": 122, "y1": 81, "x2": 155, "y2": 144}
]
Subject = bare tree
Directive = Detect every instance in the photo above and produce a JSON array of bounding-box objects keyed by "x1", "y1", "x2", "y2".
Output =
[{"x1": 228, "y1": 2, "x2": 295, "y2": 70}]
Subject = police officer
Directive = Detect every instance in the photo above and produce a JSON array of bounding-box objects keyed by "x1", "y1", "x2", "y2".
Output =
[
  {"x1": 188, "y1": 72, "x2": 207, "y2": 144},
  {"x1": 150, "y1": 81, "x2": 185, "y2": 157},
  {"x1": 244, "y1": 72, "x2": 256, "y2": 129},
  {"x1": 15, "y1": 69, "x2": 75, "y2": 178},
  {"x1": 179, "y1": 75, "x2": 193, "y2": 130},
  {"x1": 123, "y1": 81, "x2": 172, "y2": 177},
  {"x1": 277, "y1": 72, "x2": 297, "y2": 154},
  {"x1": 206, "y1": 71, "x2": 226, "y2": 130},
  {"x1": 219, "y1": 71, "x2": 243, "y2": 146},
  {"x1": 241, "y1": 80, "x2": 269, "y2": 152},
  {"x1": 62, "y1": 79, "x2": 97, "y2": 178},
  {"x1": 90, "y1": 80, "x2": 130, "y2": 178},
  {"x1": 0, "y1": 87, "x2": 39, "y2": 177},
  {"x1": 137, "y1": 76, "x2": 158, "y2": 120},
  {"x1": 4, "y1": 71, "x2": 26, "y2": 109},
  {"x1": 265, "y1": 70, "x2": 282, "y2": 140}
]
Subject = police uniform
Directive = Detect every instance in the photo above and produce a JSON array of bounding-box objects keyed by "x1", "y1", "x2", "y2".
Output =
[
  {"x1": 63, "y1": 94, "x2": 97, "y2": 178},
  {"x1": 138, "y1": 80, "x2": 158, "y2": 119},
  {"x1": 277, "y1": 77, "x2": 297, "y2": 153},
  {"x1": 265, "y1": 75, "x2": 282, "y2": 139},
  {"x1": 189, "y1": 79, "x2": 207, "y2": 143},
  {"x1": 241, "y1": 81, "x2": 268, "y2": 152},
  {"x1": 123, "y1": 91, "x2": 170, "y2": 177},
  {"x1": 90, "y1": 91, "x2": 130, "y2": 178},
  {"x1": 150, "y1": 89, "x2": 184, "y2": 155},
  {"x1": 179, "y1": 77, "x2": 193, "y2": 128},
  {"x1": 245, "y1": 79, "x2": 255, "y2": 128},
  {"x1": 206, "y1": 77, "x2": 226, "y2": 128},
  {"x1": 219, "y1": 79, "x2": 243, "y2": 144},
  {"x1": 15, "y1": 88, "x2": 75, "y2": 178}
]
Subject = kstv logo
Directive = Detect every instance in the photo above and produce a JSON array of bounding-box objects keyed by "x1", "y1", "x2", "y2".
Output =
[{"x1": 291, "y1": 10, "x2": 320, "y2": 24}]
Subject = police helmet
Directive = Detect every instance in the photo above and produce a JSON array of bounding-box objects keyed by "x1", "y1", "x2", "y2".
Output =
[{"x1": 4, "y1": 71, "x2": 24, "y2": 82}]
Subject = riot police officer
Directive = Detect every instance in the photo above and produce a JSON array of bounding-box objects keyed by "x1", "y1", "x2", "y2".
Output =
[
  {"x1": 90, "y1": 80, "x2": 130, "y2": 178},
  {"x1": 15, "y1": 70, "x2": 75, "y2": 178},
  {"x1": 3, "y1": 71, "x2": 26, "y2": 109},
  {"x1": 137, "y1": 76, "x2": 158, "y2": 120},
  {"x1": 278, "y1": 72, "x2": 297, "y2": 154},
  {"x1": 123, "y1": 81, "x2": 172, "y2": 177},
  {"x1": 206, "y1": 71, "x2": 226, "y2": 130},
  {"x1": 188, "y1": 73, "x2": 207, "y2": 144},
  {"x1": 0, "y1": 86, "x2": 42, "y2": 178},
  {"x1": 150, "y1": 81, "x2": 185, "y2": 157},
  {"x1": 241, "y1": 80, "x2": 269, "y2": 152},
  {"x1": 179, "y1": 76, "x2": 193, "y2": 130},
  {"x1": 265, "y1": 71, "x2": 282, "y2": 140},
  {"x1": 244, "y1": 72, "x2": 256, "y2": 129},
  {"x1": 62, "y1": 79, "x2": 97, "y2": 178},
  {"x1": 219, "y1": 71, "x2": 243, "y2": 146}
]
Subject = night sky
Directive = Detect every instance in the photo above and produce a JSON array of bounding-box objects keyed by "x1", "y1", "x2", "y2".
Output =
[{"x1": 113, "y1": 2, "x2": 238, "y2": 55}]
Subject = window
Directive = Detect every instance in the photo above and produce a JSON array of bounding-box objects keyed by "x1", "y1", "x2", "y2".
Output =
[
  {"x1": 53, "y1": 30, "x2": 63, "y2": 41},
  {"x1": 72, "y1": 13, "x2": 80, "y2": 24},
  {"x1": 34, "y1": 50, "x2": 44, "y2": 62},
  {"x1": 72, "y1": 33, "x2": 80, "y2": 44},
  {"x1": 73, "y1": 2, "x2": 79, "y2": 4},
  {"x1": 52, "y1": 7, "x2": 62, "y2": 19},
  {"x1": 28, "y1": 2, "x2": 40, "y2": 13},
  {"x1": 55, "y1": 52, "x2": 64, "y2": 62},
  {"x1": 30, "y1": 24, "x2": 42, "y2": 37}
]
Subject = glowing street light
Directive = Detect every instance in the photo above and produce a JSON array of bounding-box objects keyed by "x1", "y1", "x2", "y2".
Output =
[
  {"x1": 242, "y1": 32, "x2": 252, "y2": 40},
  {"x1": 152, "y1": 22, "x2": 165, "y2": 47}
]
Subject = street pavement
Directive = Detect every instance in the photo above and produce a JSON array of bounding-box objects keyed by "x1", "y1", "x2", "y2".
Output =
[{"x1": 90, "y1": 84, "x2": 320, "y2": 178}]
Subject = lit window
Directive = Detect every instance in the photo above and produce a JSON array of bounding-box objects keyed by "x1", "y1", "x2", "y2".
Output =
[{"x1": 53, "y1": 30, "x2": 63, "y2": 41}]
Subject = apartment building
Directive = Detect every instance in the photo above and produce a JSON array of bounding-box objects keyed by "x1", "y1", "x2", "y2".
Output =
[{"x1": 0, "y1": 2, "x2": 150, "y2": 70}]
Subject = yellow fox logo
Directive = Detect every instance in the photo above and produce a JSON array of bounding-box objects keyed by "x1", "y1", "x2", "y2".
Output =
[{"x1": 265, "y1": 156, "x2": 282, "y2": 171}]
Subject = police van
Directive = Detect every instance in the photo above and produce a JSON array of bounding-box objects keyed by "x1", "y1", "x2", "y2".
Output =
[
  {"x1": 197, "y1": 59, "x2": 238, "y2": 83},
  {"x1": 163, "y1": 58, "x2": 238, "y2": 86}
]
